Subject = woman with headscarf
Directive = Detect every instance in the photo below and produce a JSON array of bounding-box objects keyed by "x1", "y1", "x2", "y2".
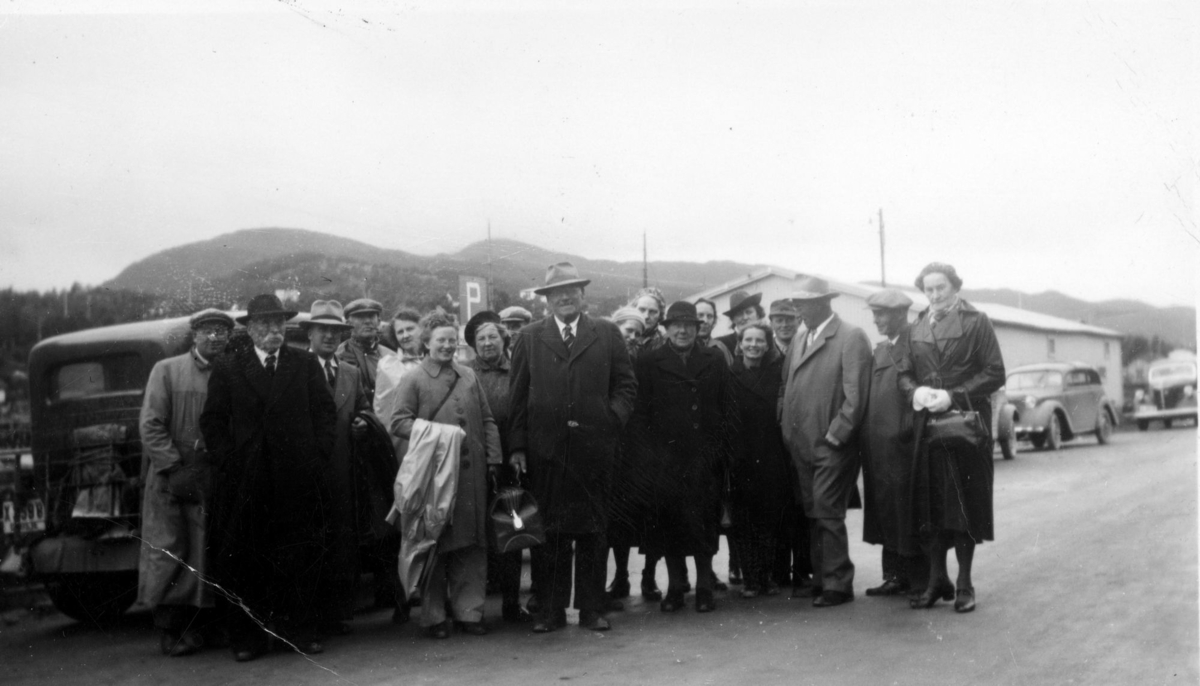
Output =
[
  {"x1": 391, "y1": 311, "x2": 502, "y2": 637},
  {"x1": 897, "y1": 263, "x2": 1005, "y2": 613},
  {"x1": 630, "y1": 287, "x2": 667, "y2": 353},
  {"x1": 727, "y1": 322, "x2": 793, "y2": 598}
]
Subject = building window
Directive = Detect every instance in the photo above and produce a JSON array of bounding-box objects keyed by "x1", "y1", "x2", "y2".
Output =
[{"x1": 1047, "y1": 337, "x2": 1056, "y2": 358}]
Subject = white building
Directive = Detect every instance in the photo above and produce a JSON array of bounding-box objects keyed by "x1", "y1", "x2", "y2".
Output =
[{"x1": 687, "y1": 267, "x2": 1125, "y2": 402}]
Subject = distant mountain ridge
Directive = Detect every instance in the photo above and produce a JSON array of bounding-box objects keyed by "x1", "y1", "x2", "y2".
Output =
[{"x1": 105, "y1": 227, "x2": 1195, "y2": 347}]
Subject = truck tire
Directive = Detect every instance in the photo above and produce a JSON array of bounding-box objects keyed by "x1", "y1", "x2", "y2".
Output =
[
  {"x1": 1095, "y1": 411, "x2": 1113, "y2": 445},
  {"x1": 44, "y1": 571, "x2": 138, "y2": 626},
  {"x1": 1045, "y1": 413, "x2": 1063, "y2": 451}
]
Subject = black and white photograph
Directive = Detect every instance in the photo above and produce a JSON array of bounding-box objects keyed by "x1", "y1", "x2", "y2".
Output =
[{"x1": 1, "y1": 1, "x2": 1196, "y2": 684}]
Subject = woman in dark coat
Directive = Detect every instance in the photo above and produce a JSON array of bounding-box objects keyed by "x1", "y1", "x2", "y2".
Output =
[
  {"x1": 728, "y1": 323, "x2": 793, "y2": 598},
  {"x1": 634, "y1": 301, "x2": 735, "y2": 613},
  {"x1": 897, "y1": 263, "x2": 1005, "y2": 613}
]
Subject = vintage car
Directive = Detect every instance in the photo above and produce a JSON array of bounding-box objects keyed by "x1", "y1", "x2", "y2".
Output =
[
  {"x1": 19, "y1": 311, "x2": 311, "y2": 624},
  {"x1": 1005, "y1": 362, "x2": 1119, "y2": 450},
  {"x1": 1132, "y1": 356, "x2": 1197, "y2": 431}
]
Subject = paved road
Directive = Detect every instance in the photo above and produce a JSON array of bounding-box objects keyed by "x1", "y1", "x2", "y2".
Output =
[{"x1": 2, "y1": 427, "x2": 1196, "y2": 685}]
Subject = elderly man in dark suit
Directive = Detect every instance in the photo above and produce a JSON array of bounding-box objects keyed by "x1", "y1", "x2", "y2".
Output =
[
  {"x1": 779, "y1": 277, "x2": 873, "y2": 607},
  {"x1": 200, "y1": 294, "x2": 337, "y2": 662},
  {"x1": 508, "y1": 262, "x2": 638, "y2": 633},
  {"x1": 861, "y1": 289, "x2": 929, "y2": 598}
]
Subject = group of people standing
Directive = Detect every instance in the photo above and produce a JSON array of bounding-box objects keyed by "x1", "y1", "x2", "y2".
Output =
[{"x1": 133, "y1": 257, "x2": 1003, "y2": 662}]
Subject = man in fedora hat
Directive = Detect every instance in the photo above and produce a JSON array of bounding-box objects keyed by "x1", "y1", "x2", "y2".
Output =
[
  {"x1": 632, "y1": 300, "x2": 733, "y2": 614},
  {"x1": 138, "y1": 308, "x2": 234, "y2": 657},
  {"x1": 201, "y1": 294, "x2": 337, "y2": 661},
  {"x1": 301, "y1": 301, "x2": 399, "y2": 633},
  {"x1": 337, "y1": 298, "x2": 390, "y2": 398},
  {"x1": 860, "y1": 288, "x2": 929, "y2": 598},
  {"x1": 778, "y1": 276, "x2": 872, "y2": 608},
  {"x1": 711, "y1": 290, "x2": 764, "y2": 366},
  {"x1": 508, "y1": 262, "x2": 637, "y2": 633}
]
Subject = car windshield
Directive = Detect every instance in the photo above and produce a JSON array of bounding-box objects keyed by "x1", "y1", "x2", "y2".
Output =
[{"x1": 1007, "y1": 370, "x2": 1063, "y2": 390}]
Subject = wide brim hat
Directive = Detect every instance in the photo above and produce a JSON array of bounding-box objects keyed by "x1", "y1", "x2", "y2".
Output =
[
  {"x1": 661, "y1": 300, "x2": 701, "y2": 325},
  {"x1": 236, "y1": 294, "x2": 298, "y2": 325},
  {"x1": 299, "y1": 299, "x2": 353, "y2": 329},
  {"x1": 344, "y1": 298, "x2": 384, "y2": 318},
  {"x1": 723, "y1": 290, "x2": 763, "y2": 317},
  {"x1": 790, "y1": 276, "x2": 840, "y2": 301},
  {"x1": 865, "y1": 288, "x2": 914, "y2": 310},
  {"x1": 189, "y1": 308, "x2": 234, "y2": 330},
  {"x1": 464, "y1": 310, "x2": 504, "y2": 346},
  {"x1": 532, "y1": 262, "x2": 591, "y2": 295}
]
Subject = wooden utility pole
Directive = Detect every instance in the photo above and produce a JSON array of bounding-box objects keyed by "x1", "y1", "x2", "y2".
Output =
[
  {"x1": 878, "y1": 208, "x2": 886, "y2": 287},
  {"x1": 487, "y1": 222, "x2": 495, "y2": 310},
  {"x1": 642, "y1": 232, "x2": 648, "y2": 288}
]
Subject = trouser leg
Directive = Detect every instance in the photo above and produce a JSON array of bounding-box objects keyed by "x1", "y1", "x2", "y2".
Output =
[
  {"x1": 881, "y1": 547, "x2": 901, "y2": 582},
  {"x1": 500, "y1": 548, "x2": 523, "y2": 607},
  {"x1": 664, "y1": 556, "x2": 689, "y2": 597},
  {"x1": 534, "y1": 532, "x2": 574, "y2": 613},
  {"x1": 693, "y1": 554, "x2": 715, "y2": 594},
  {"x1": 572, "y1": 532, "x2": 606, "y2": 614},
  {"x1": 446, "y1": 545, "x2": 487, "y2": 623},
  {"x1": 420, "y1": 552, "x2": 449, "y2": 627},
  {"x1": 811, "y1": 516, "x2": 853, "y2": 594}
]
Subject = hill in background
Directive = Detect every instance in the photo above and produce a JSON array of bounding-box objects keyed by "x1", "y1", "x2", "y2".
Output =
[{"x1": 104, "y1": 227, "x2": 1195, "y2": 348}]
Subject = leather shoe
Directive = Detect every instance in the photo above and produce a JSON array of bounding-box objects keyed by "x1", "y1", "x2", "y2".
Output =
[
  {"x1": 232, "y1": 644, "x2": 268, "y2": 663},
  {"x1": 812, "y1": 590, "x2": 854, "y2": 607},
  {"x1": 525, "y1": 595, "x2": 541, "y2": 614},
  {"x1": 426, "y1": 622, "x2": 450, "y2": 639},
  {"x1": 763, "y1": 580, "x2": 781, "y2": 596},
  {"x1": 791, "y1": 584, "x2": 822, "y2": 600},
  {"x1": 161, "y1": 630, "x2": 204, "y2": 657},
  {"x1": 392, "y1": 605, "x2": 411, "y2": 625},
  {"x1": 659, "y1": 593, "x2": 685, "y2": 613},
  {"x1": 532, "y1": 610, "x2": 567, "y2": 633},
  {"x1": 502, "y1": 603, "x2": 534, "y2": 623},
  {"x1": 712, "y1": 579, "x2": 729, "y2": 592},
  {"x1": 641, "y1": 580, "x2": 664, "y2": 602},
  {"x1": 954, "y1": 587, "x2": 976, "y2": 613},
  {"x1": 695, "y1": 589, "x2": 716, "y2": 613},
  {"x1": 578, "y1": 611, "x2": 611, "y2": 631},
  {"x1": 910, "y1": 580, "x2": 955, "y2": 609},
  {"x1": 607, "y1": 575, "x2": 631, "y2": 600},
  {"x1": 604, "y1": 595, "x2": 625, "y2": 612},
  {"x1": 295, "y1": 639, "x2": 324, "y2": 655},
  {"x1": 866, "y1": 578, "x2": 911, "y2": 597},
  {"x1": 455, "y1": 620, "x2": 488, "y2": 635}
]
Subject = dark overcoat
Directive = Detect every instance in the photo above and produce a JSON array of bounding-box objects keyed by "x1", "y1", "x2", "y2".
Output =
[
  {"x1": 729, "y1": 353, "x2": 793, "y2": 529},
  {"x1": 199, "y1": 344, "x2": 336, "y2": 596},
  {"x1": 897, "y1": 300, "x2": 1005, "y2": 542},
  {"x1": 508, "y1": 314, "x2": 638, "y2": 535},
  {"x1": 860, "y1": 326, "x2": 918, "y2": 553},
  {"x1": 633, "y1": 342, "x2": 734, "y2": 558}
]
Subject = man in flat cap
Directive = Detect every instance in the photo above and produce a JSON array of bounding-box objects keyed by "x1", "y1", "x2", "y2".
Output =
[
  {"x1": 499, "y1": 305, "x2": 534, "y2": 334},
  {"x1": 769, "y1": 299, "x2": 800, "y2": 357},
  {"x1": 860, "y1": 288, "x2": 928, "y2": 598},
  {"x1": 778, "y1": 277, "x2": 872, "y2": 608},
  {"x1": 137, "y1": 308, "x2": 233, "y2": 657},
  {"x1": 508, "y1": 262, "x2": 638, "y2": 633},
  {"x1": 201, "y1": 294, "x2": 337, "y2": 661},
  {"x1": 337, "y1": 298, "x2": 389, "y2": 398}
]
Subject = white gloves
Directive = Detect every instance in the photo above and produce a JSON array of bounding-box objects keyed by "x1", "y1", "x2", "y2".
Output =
[{"x1": 912, "y1": 386, "x2": 953, "y2": 413}]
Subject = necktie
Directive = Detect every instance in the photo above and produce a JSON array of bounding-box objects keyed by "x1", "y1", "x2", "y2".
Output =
[
  {"x1": 325, "y1": 359, "x2": 336, "y2": 387},
  {"x1": 563, "y1": 324, "x2": 575, "y2": 349},
  {"x1": 265, "y1": 353, "x2": 277, "y2": 375}
]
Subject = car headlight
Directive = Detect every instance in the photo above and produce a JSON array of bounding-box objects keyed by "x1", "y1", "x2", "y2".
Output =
[{"x1": 1024, "y1": 396, "x2": 1036, "y2": 409}]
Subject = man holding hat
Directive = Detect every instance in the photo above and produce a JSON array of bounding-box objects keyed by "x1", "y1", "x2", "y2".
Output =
[
  {"x1": 138, "y1": 308, "x2": 233, "y2": 657},
  {"x1": 508, "y1": 262, "x2": 637, "y2": 633},
  {"x1": 861, "y1": 288, "x2": 928, "y2": 598},
  {"x1": 712, "y1": 290, "x2": 764, "y2": 365},
  {"x1": 201, "y1": 294, "x2": 337, "y2": 661},
  {"x1": 778, "y1": 277, "x2": 872, "y2": 608},
  {"x1": 337, "y1": 298, "x2": 389, "y2": 398}
]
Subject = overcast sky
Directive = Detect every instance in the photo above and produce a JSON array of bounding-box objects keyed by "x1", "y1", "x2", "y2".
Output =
[{"x1": 1, "y1": 0, "x2": 1196, "y2": 307}]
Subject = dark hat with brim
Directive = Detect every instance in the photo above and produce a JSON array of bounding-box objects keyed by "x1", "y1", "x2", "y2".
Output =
[
  {"x1": 723, "y1": 290, "x2": 763, "y2": 317},
  {"x1": 865, "y1": 288, "x2": 914, "y2": 311},
  {"x1": 533, "y1": 262, "x2": 591, "y2": 295},
  {"x1": 299, "y1": 300, "x2": 353, "y2": 329},
  {"x1": 662, "y1": 301, "x2": 701, "y2": 325},
  {"x1": 465, "y1": 310, "x2": 504, "y2": 346},
  {"x1": 189, "y1": 308, "x2": 234, "y2": 330},
  {"x1": 235, "y1": 294, "x2": 298, "y2": 325},
  {"x1": 790, "y1": 276, "x2": 840, "y2": 301}
]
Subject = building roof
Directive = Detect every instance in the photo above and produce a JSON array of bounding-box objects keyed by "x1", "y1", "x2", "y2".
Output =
[{"x1": 689, "y1": 267, "x2": 1123, "y2": 339}]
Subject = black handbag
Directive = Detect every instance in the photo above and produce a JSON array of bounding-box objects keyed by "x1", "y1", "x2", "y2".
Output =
[
  {"x1": 922, "y1": 394, "x2": 988, "y2": 453},
  {"x1": 489, "y1": 487, "x2": 546, "y2": 553}
]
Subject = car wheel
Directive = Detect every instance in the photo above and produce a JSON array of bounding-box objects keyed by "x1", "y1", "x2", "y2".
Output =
[
  {"x1": 1137, "y1": 419, "x2": 1149, "y2": 431},
  {"x1": 1095, "y1": 411, "x2": 1112, "y2": 444},
  {"x1": 1045, "y1": 413, "x2": 1063, "y2": 450}
]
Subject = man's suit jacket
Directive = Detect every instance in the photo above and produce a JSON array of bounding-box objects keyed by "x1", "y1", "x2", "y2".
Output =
[
  {"x1": 508, "y1": 313, "x2": 637, "y2": 534},
  {"x1": 779, "y1": 314, "x2": 873, "y2": 465}
]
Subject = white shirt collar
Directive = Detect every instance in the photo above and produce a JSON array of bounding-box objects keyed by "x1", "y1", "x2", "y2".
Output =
[
  {"x1": 887, "y1": 334, "x2": 900, "y2": 345},
  {"x1": 254, "y1": 346, "x2": 279, "y2": 367},
  {"x1": 807, "y1": 313, "x2": 836, "y2": 342},
  {"x1": 554, "y1": 315, "x2": 580, "y2": 336},
  {"x1": 312, "y1": 349, "x2": 338, "y2": 368}
]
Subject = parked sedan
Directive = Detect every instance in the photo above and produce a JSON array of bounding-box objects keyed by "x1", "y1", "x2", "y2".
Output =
[{"x1": 1006, "y1": 363, "x2": 1119, "y2": 450}]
